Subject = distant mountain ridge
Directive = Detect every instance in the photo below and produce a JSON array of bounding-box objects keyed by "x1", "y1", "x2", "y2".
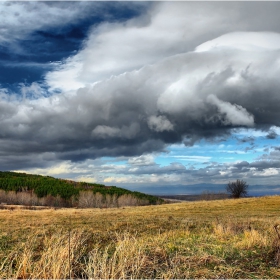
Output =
[
  {"x1": 0, "y1": 171, "x2": 163, "y2": 208},
  {"x1": 121, "y1": 183, "x2": 280, "y2": 197}
]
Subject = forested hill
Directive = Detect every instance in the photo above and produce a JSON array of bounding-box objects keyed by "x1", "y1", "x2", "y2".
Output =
[{"x1": 0, "y1": 171, "x2": 162, "y2": 208}]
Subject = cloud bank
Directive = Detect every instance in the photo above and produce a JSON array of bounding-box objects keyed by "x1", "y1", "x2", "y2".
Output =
[{"x1": 2, "y1": 31, "x2": 280, "y2": 169}]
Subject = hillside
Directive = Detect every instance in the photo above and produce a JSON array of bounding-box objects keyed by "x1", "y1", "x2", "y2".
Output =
[
  {"x1": 0, "y1": 196, "x2": 280, "y2": 278},
  {"x1": 0, "y1": 171, "x2": 162, "y2": 207}
]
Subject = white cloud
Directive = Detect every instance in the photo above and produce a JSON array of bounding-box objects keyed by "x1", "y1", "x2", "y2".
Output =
[
  {"x1": 128, "y1": 155, "x2": 155, "y2": 166},
  {"x1": 195, "y1": 32, "x2": 280, "y2": 52},
  {"x1": 91, "y1": 123, "x2": 140, "y2": 140},
  {"x1": 104, "y1": 177, "x2": 128, "y2": 183},
  {"x1": 207, "y1": 94, "x2": 254, "y2": 127},
  {"x1": 14, "y1": 162, "x2": 73, "y2": 176},
  {"x1": 20, "y1": 82, "x2": 47, "y2": 100},
  {"x1": 46, "y1": 59, "x2": 85, "y2": 92},
  {"x1": 75, "y1": 176, "x2": 97, "y2": 183},
  {"x1": 252, "y1": 168, "x2": 279, "y2": 177},
  {"x1": 45, "y1": 2, "x2": 253, "y2": 91},
  {"x1": 217, "y1": 150, "x2": 246, "y2": 155},
  {"x1": 147, "y1": 115, "x2": 174, "y2": 132},
  {"x1": 172, "y1": 156, "x2": 211, "y2": 162},
  {"x1": 45, "y1": 2, "x2": 280, "y2": 93}
]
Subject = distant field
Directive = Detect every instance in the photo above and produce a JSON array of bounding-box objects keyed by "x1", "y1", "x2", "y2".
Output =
[
  {"x1": 1, "y1": 196, "x2": 280, "y2": 279},
  {"x1": 158, "y1": 193, "x2": 229, "y2": 201}
]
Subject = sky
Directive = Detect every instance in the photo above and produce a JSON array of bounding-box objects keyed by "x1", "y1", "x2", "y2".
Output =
[{"x1": 1, "y1": 1, "x2": 280, "y2": 196}]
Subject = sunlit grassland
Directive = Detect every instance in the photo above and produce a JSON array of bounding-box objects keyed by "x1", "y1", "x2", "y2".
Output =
[{"x1": 1, "y1": 196, "x2": 280, "y2": 278}]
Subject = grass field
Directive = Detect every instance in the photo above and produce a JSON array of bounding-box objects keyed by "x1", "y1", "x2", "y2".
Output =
[{"x1": 1, "y1": 196, "x2": 280, "y2": 279}]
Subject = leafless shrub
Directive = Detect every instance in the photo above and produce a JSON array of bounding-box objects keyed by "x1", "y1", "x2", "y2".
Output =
[
  {"x1": 117, "y1": 194, "x2": 148, "y2": 207},
  {"x1": 226, "y1": 179, "x2": 248, "y2": 198},
  {"x1": 77, "y1": 191, "x2": 95, "y2": 208},
  {"x1": 17, "y1": 192, "x2": 35, "y2": 205},
  {"x1": 0, "y1": 189, "x2": 151, "y2": 209},
  {"x1": 78, "y1": 192, "x2": 150, "y2": 208}
]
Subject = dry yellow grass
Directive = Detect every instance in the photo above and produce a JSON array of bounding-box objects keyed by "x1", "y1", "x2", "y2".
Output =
[{"x1": 1, "y1": 195, "x2": 280, "y2": 278}]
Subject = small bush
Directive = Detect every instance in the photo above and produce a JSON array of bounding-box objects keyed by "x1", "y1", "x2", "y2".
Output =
[{"x1": 226, "y1": 179, "x2": 248, "y2": 198}]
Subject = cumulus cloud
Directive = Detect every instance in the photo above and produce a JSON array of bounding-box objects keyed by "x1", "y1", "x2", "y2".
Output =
[
  {"x1": 266, "y1": 130, "x2": 278, "y2": 139},
  {"x1": 2, "y1": 31, "x2": 280, "y2": 169}
]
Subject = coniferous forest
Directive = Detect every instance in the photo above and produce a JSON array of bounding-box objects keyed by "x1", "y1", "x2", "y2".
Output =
[{"x1": 0, "y1": 171, "x2": 162, "y2": 208}]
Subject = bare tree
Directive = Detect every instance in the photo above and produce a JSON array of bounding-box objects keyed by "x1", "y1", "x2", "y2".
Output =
[{"x1": 226, "y1": 179, "x2": 248, "y2": 198}]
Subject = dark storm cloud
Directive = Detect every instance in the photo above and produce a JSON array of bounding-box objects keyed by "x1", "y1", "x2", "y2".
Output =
[
  {"x1": 244, "y1": 145, "x2": 256, "y2": 153},
  {"x1": 257, "y1": 149, "x2": 280, "y2": 163},
  {"x1": 178, "y1": 158, "x2": 280, "y2": 184},
  {"x1": 266, "y1": 130, "x2": 278, "y2": 139},
  {"x1": 236, "y1": 136, "x2": 255, "y2": 144},
  {"x1": 2, "y1": 45, "x2": 280, "y2": 169}
]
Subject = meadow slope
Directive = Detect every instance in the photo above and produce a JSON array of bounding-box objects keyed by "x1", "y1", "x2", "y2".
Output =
[{"x1": 1, "y1": 196, "x2": 280, "y2": 278}]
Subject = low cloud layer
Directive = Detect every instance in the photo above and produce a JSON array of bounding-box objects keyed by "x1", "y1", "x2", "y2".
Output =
[{"x1": 20, "y1": 147, "x2": 280, "y2": 192}]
